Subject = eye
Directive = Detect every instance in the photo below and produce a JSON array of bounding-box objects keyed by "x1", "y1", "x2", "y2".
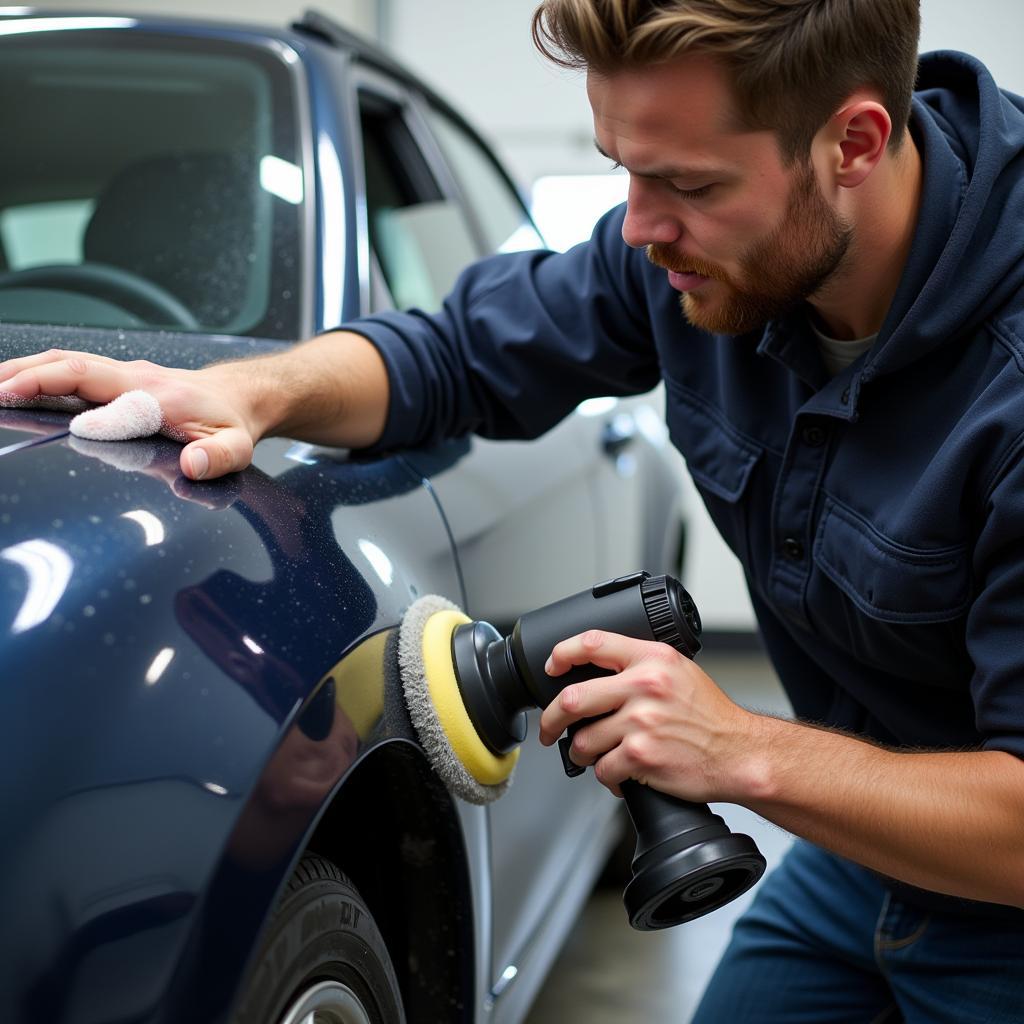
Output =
[{"x1": 669, "y1": 182, "x2": 714, "y2": 200}]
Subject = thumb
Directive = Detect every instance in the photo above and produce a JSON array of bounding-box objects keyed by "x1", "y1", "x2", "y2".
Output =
[{"x1": 181, "y1": 428, "x2": 254, "y2": 480}]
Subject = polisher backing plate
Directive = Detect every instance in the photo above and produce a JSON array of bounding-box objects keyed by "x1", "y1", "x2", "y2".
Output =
[{"x1": 398, "y1": 594, "x2": 517, "y2": 805}]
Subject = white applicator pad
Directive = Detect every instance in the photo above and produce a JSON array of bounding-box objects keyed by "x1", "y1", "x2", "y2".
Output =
[
  {"x1": 68, "y1": 389, "x2": 163, "y2": 440},
  {"x1": 0, "y1": 388, "x2": 189, "y2": 443}
]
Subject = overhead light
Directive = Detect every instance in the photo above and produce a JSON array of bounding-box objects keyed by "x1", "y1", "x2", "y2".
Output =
[
  {"x1": 358, "y1": 539, "x2": 394, "y2": 586},
  {"x1": 1, "y1": 539, "x2": 73, "y2": 634},
  {"x1": 144, "y1": 647, "x2": 175, "y2": 686},
  {"x1": 576, "y1": 396, "x2": 617, "y2": 417},
  {"x1": 0, "y1": 16, "x2": 137, "y2": 35},
  {"x1": 242, "y1": 635, "x2": 264, "y2": 655},
  {"x1": 121, "y1": 509, "x2": 165, "y2": 546},
  {"x1": 284, "y1": 441, "x2": 318, "y2": 465},
  {"x1": 260, "y1": 155, "x2": 304, "y2": 205},
  {"x1": 318, "y1": 133, "x2": 345, "y2": 327}
]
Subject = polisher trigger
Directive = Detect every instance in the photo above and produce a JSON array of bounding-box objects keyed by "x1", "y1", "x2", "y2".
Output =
[{"x1": 557, "y1": 725, "x2": 586, "y2": 778}]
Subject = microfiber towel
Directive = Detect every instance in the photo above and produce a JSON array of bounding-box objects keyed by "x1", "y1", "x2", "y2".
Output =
[{"x1": 0, "y1": 389, "x2": 188, "y2": 443}]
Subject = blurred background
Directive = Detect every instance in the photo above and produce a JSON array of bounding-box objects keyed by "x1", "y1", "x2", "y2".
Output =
[
  {"x1": 29, "y1": 5, "x2": 1024, "y2": 1017},
  {"x1": 382, "y1": 0, "x2": 1024, "y2": 636},
  {"x1": 42, "y1": 0, "x2": 1024, "y2": 637}
]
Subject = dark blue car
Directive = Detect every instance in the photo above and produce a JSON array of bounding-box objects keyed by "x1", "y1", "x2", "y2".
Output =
[{"x1": 0, "y1": 10, "x2": 684, "y2": 1022}]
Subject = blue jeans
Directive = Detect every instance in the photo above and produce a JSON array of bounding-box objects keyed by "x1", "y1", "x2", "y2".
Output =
[{"x1": 691, "y1": 840, "x2": 1024, "y2": 1023}]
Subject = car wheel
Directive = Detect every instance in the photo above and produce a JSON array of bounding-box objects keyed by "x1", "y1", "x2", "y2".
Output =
[{"x1": 232, "y1": 854, "x2": 406, "y2": 1024}]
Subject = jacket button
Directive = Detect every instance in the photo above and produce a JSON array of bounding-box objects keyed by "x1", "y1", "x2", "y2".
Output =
[
  {"x1": 783, "y1": 537, "x2": 805, "y2": 560},
  {"x1": 801, "y1": 425, "x2": 827, "y2": 447}
]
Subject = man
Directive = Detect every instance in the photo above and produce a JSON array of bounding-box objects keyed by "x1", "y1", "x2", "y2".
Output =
[{"x1": 3, "y1": 1, "x2": 1024, "y2": 1018}]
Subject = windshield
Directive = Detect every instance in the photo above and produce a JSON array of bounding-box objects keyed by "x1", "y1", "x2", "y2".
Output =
[{"x1": 0, "y1": 27, "x2": 304, "y2": 339}]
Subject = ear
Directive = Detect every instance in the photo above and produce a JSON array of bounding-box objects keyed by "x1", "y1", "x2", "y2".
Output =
[{"x1": 823, "y1": 98, "x2": 892, "y2": 189}]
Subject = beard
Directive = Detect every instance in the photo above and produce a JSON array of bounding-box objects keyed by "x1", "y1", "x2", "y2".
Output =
[{"x1": 648, "y1": 161, "x2": 853, "y2": 335}]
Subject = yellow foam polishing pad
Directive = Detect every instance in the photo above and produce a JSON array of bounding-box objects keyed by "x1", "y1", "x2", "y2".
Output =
[{"x1": 421, "y1": 609, "x2": 519, "y2": 785}]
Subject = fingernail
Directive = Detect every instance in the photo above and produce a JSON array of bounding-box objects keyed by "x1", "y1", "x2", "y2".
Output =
[
  {"x1": 544, "y1": 657, "x2": 553, "y2": 674},
  {"x1": 188, "y1": 448, "x2": 209, "y2": 480}
]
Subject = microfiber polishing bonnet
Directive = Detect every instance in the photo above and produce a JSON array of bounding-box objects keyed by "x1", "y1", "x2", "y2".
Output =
[{"x1": 397, "y1": 594, "x2": 517, "y2": 805}]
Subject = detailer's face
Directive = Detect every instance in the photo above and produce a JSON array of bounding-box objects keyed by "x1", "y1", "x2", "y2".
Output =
[{"x1": 588, "y1": 57, "x2": 852, "y2": 334}]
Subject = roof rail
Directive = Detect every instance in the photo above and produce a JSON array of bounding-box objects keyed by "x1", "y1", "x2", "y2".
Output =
[{"x1": 292, "y1": 9, "x2": 415, "y2": 86}]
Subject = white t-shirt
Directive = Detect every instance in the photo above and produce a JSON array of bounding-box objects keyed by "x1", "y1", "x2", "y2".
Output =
[{"x1": 809, "y1": 317, "x2": 877, "y2": 376}]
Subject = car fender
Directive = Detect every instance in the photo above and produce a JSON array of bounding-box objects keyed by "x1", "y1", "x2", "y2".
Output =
[{"x1": 0, "y1": 424, "x2": 466, "y2": 1023}]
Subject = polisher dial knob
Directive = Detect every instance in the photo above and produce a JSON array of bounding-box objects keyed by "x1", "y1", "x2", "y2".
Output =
[{"x1": 641, "y1": 575, "x2": 702, "y2": 658}]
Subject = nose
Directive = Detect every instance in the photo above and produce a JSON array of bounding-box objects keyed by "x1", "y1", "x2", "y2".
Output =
[{"x1": 621, "y1": 177, "x2": 684, "y2": 250}]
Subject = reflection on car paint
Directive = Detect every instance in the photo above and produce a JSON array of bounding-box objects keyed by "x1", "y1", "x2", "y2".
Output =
[
  {"x1": 1, "y1": 538, "x2": 74, "y2": 633},
  {"x1": 0, "y1": 422, "x2": 460, "y2": 1022},
  {"x1": 226, "y1": 627, "x2": 394, "y2": 872},
  {"x1": 0, "y1": 11, "x2": 684, "y2": 1020}
]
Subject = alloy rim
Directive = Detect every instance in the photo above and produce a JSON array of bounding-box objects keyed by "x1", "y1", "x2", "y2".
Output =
[{"x1": 278, "y1": 980, "x2": 374, "y2": 1024}]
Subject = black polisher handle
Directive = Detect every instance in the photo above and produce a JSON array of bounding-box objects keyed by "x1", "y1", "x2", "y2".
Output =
[{"x1": 509, "y1": 573, "x2": 721, "y2": 846}]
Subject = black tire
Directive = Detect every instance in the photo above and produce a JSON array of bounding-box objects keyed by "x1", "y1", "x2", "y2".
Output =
[{"x1": 231, "y1": 854, "x2": 406, "y2": 1024}]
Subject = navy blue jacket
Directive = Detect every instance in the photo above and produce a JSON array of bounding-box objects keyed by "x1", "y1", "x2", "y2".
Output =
[{"x1": 349, "y1": 52, "x2": 1024, "y2": 819}]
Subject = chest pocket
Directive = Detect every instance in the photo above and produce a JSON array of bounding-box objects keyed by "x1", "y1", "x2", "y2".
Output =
[
  {"x1": 809, "y1": 497, "x2": 973, "y2": 684},
  {"x1": 664, "y1": 380, "x2": 764, "y2": 569}
]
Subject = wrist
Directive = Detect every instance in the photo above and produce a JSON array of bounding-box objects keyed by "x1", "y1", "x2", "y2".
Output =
[
  {"x1": 717, "y1": 711, "x2": 791, "y2": 804},
  {"x1": 201, "y1": 357, "x2": 285, "y2": 441}
]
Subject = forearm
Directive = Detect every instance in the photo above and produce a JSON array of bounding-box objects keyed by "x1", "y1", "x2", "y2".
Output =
[
  {"x1": 202, "y1": 329, "x2": 390, "y2": 448},
  {"x1": 734, "y1": 716, "x2": 1024, "y2": 906},
  {"x1": 541, "y1": 631, "x2": 1024, "y2": 908}
]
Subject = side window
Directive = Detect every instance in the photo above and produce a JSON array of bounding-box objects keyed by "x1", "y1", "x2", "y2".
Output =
[
  {"x1": 358, "y1": 93, "x2": 478, "y2": 312},
  {"x1": 424, "y1": 106, "x2": 545, "y2": 255}
]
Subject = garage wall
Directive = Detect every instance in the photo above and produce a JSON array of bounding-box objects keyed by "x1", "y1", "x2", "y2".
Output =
[
  {"x1": 384, "y1": 0, "x2": 1024, "y2": 189},
  {"x1": 382, "y1": 0, "x2": 597, "y2": 186},
  {"x1": 38, "y1": 0, "x2": 1021, "y2": 227},
  {"x1": 919, "y1": 0, "x2": 1024, "y2": 93},
  {"x1": 35, "y1": 1, "x2": 1024, "y2": 631},
  {"x1": 381, "y1": 0, "x2": 1024, "y2": 631}
]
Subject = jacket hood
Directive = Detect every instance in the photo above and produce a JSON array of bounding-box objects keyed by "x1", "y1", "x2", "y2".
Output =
[{"x1": 863, "y1": 51, "x2": 1024, "y2": 381}]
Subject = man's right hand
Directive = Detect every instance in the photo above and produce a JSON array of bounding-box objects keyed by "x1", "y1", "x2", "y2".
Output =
[
  {"x1": 0, "y1": 349, "x2": 261, "y2": 480},
  {"x1": 0, "y1": 331, "x2": 390, "y2": 481}
]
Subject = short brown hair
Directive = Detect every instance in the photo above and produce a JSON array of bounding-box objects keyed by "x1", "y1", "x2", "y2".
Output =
[{"x1": 532, "y1": 0, "x2": 921, "y2": 162}]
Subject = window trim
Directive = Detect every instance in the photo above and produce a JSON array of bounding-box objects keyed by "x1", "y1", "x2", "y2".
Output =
[
  {"x1": 348, "y1": 64, "x2": 484, "y2": 314},
  {"x1": 409, "y1": 90, "x2": 544, "y2": 253}
]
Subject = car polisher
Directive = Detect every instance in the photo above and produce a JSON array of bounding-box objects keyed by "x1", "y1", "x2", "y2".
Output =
[{"x1": 398, "y1": 570, "x2": 766, "y2": 930}]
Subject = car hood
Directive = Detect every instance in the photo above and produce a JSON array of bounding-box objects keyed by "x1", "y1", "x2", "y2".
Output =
[
  {"x1": 0, "y1": 324, "x2": 465, "y2": 1022},
  {"x1": 0, "y1": 326, "x2": 461, "y2": 809},
  {"x1": 0, "y1": 412, "x2": 67, "y2": 452}
]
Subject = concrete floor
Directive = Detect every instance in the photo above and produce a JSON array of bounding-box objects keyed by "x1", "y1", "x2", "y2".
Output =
[{"x1": 526, "y1": 649, "x2": 795, "y2": 1024}]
